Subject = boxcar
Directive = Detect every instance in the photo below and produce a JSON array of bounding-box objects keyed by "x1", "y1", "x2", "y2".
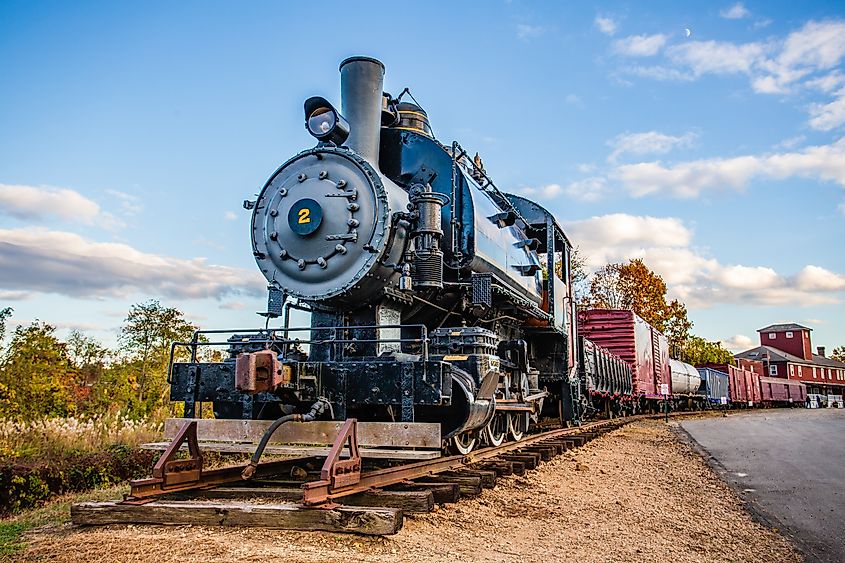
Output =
[
  {"x1": 577, "y1": 309, "x2": 670, "y2": 411},
  {"x1": 758, "y1": 376, "x2": 806, "y2": 406}
]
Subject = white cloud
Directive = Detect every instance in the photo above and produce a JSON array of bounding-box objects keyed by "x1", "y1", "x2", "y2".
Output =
[
  {"x1": 720, "y1": 3, "x2": 750, "y2": 20},
  {"x1": 105, "y1": 189, "x2": 143, "y2": 215},
  {"x1": 668, "y1": 40, "x2": 768, "y2": 77},
  {"x1": 0, "y1": 227, "x2": 265, "y2": 300},
  {"x1": 607, "y1": 131, "x2": 696, "y2": 162},
  {"x1": 224, "y1": 211, "x2": 238, "y2": 221},
  {"x1": 808, "y1": 87, "x2": 845, "y2": 131},
  {"x1": 722, "y1": 334, "x2": 755, "y2": 352},
  {"x1": 0, "y1": 184, "x2": 121, "y2": 228},
  {"x1": 595, "y1": 15, "x2": 618, "y2": 36},
  {"x1": 613, "y1": 33, "x2": 668, "y2": 57},
  {"x1": 773, "y1": 135, "x2": 806, "y2": 150},
  {"x1": 220, "y1": 301, "x2": 247, "y2": 311},
  {"x1": 516, "y1": 24, "x2": 545, "y2": 41},
  {"x1": 519, "y1": 177, "x2": 608, "y2": 203},
  {"x1": 613, "y1": 137, "x2": 845, "y2": 198},
  {"x1": 794, "y1": 265, "x2": 845, "y2": 292},
  {"x1": 562, "y1": 213, "x2": 845, "y2": 309},
  {"x1": 625, "y1": 20, "x2": 845, "y2": 128},
  {"x1": 0, "y1": 290, "x2": 31, "y2": 301}
]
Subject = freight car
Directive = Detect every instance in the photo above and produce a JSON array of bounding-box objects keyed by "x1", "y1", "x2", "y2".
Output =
[
  {"x1": 697, "y1": 367, "x2": 730, "y2": 407},
  {"x1": 577, "y1": 336, "x2": 633, "y2": 418},
  {"x1": 758, "y1": 376, "x2": 807, "y2": 407}
]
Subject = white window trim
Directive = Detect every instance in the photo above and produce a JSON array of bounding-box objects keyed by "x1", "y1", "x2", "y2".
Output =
[
  {"x1": 769, "y1": 333, "x2": 776, "y2": 339},
  {"x1": 786, "y1": 331, "x2": 793, "y2": 338},
  {"x1": 769, "y1": 365, "x2": 778, "y2": 376}
]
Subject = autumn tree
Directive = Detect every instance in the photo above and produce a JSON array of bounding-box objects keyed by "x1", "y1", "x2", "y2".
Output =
[
  {"x1": 0, "y1": 322, "x2": 77, "y2": 420},
  {"x1": 831, "y1": 346, "x2": 845, "y2": 362},
  {"x1": 119, "y1": 300, "x2": 198, "y2": 414},
  {"x1": 587, "y1": 259, "x2": 693, "y2": 357},
  {"x1": 65, "y1": 330, "x2": 110, "y2": 411}
]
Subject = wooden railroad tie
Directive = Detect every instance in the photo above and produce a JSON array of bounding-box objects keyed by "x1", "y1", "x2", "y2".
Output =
[
  {"x1": 419, "y1": 474, "x2": 481, "y2": 496},
  {"x1": 173, "y1": 486, "x2": 434, "y2": 514},
  {"x1": 500, "y1": 453, "x2": 539, "y2": 470},
  {"x1": 72, "y1": 501, "x2": 403, "y2": 536},
  {"x1": 400, "y1": 482, "x2": 461, "y2": 503}
]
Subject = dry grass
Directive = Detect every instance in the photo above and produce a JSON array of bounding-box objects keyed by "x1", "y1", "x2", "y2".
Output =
[{"x1": 0, "y1": 412, "x2": 162, "y2": 461}]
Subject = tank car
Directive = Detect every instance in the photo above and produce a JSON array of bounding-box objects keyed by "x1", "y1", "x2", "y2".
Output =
[{"x1": 169, "y1": 56, "x2": 581, "y2": 453}]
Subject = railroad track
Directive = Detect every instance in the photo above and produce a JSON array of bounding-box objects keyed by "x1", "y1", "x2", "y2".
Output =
[{"x1": 71, "y1": 411, "x2": 707, "y2": 535}]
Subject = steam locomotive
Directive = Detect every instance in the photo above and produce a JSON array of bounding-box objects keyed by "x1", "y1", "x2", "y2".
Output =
[{"x1": 169, "y1": 56, "x2": 696, "y2": 454}]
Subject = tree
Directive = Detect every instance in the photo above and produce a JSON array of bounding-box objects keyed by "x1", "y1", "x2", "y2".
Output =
[
  {"x1": 617, "y1": 259, "x2": 670, "y2": 329},
  {"x1": 681, "y1": 336, "x2": 735, "y2": 366},
  {"x1": 0, "y1": 322, "x2": 77, "y2": 420},
  {"x1": 568, "y1": 246, "x2": 589, "y2": 309},
  {"x1": 588, "y1": 263, "x2": 627, "y2": 309},
  {"x1": 831, "y1": 346, "x2": 845, "y2": 362},
  {"x1": 119, "y1": 300, "x2": 198, "y2": 414},
  {"x1": 65, "y1": 330, "x2": 110, "y2": 411},
  {"x1": 0, "y1": 307, "x2": 11, "y2": 342},
  {"x1": 587, "y1": 258, "x2": 693, "y2": 358}
]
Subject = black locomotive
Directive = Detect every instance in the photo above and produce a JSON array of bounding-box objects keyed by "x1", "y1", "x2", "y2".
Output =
[{"x1": 169, "y1": 56, "x2": 604, "y2": 453}]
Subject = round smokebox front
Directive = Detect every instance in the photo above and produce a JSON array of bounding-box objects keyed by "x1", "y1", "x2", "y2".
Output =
[{"x1": 251, "y1": 149, "x2": 388, "y2": 301}]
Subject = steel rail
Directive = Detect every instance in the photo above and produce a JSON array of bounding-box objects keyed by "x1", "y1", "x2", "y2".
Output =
[{"x1": 127, "y1": 411, "x2": 702, "y2": 503}]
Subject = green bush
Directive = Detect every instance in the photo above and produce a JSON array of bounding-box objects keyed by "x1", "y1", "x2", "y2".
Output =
[{"x1": 0, "y1": 448, "x2": 155, "y2": 514}]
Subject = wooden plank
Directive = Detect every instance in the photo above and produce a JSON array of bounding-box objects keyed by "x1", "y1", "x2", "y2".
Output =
[
  {"x1": 508, "y1": 461, "x2": 526, "y2": 476},
  {"x1": 443, "y1": 469, "x2": 496, "y2": 489},
  {"x1": 422, "y1": 474, "x2": 481, "y2": 496},
  {"x1": 522, "y1": 446, "x2": 554, "y2": 461},
  {"x1": 178, "y1": 487, "x2": 433, "y2": 513},
  {"x1": 345, "y1": 490, "x2": 433, "y2": 513},
  {"x1": 473, "y1": 460, "x2": 514, "y2": 476},
  {"x1": 543, "y1": 440, "x2": 571, "y2": 452},
  {"x1": 500, "y1": 454, "x2": 538, "y2": 470},
  {"x1": 71, "y1": 501, "x2": 402, "y2": 536},
  {"x1": 141, "y1": 442, "x2": 440, "y2": 460},
  {"x1": 391, "y1": 482, "x2": 460, "y2": 504},
  {"x1": 163, "y1": 419, "x2": 440, "y2": 448}
]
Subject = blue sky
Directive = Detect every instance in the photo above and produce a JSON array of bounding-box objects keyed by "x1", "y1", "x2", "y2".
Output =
[{"x1": 1, "y1": 1, "x2": 844, "y2": 354}]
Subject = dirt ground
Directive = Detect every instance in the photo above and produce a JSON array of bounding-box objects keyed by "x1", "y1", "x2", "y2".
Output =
[{"x1": 15, "y1": 420, "x2": 799, "y2": 563}]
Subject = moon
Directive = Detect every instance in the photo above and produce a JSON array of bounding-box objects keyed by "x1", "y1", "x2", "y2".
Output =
[{"x1": 684, "y1": 28, "x2": 691, "y2": 38}]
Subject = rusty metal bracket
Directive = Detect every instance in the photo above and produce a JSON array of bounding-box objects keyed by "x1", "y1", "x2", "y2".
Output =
[
  {"x1": 301, "y1": 418, "x2": 362, "y2": 505},
  {"x1": 152, "y1": 419, "x2": 203, "y2": 487}
]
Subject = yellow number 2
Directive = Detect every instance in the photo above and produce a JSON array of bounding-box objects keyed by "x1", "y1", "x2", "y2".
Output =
[{"x1": 298, "y1": 208, "x2": 311, "y2": 224}]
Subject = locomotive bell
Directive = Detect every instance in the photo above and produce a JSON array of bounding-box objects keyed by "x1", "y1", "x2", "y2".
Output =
[{"x1": 249, "y1": 57, "x2": 410, "y2": 305}]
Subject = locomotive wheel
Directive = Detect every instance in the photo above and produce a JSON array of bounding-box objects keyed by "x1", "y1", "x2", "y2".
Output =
[
  {"x1": 485, "y1": 413, "x2": 507, "y2": 447},
  {"x1": 507, "y1": 412, "x2": 529, "y2": 441},
  {"x1": 451, "y1": 432, "x2": 477, "y2": 455}
]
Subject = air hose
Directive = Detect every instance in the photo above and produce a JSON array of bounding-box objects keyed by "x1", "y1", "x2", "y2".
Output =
[{"x1": 241, "y1": 398, "x2": 330, "y2": 479}]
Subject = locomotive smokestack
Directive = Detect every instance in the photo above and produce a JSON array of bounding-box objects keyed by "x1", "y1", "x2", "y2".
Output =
[{"x1": 339, "y1": 56, "x2": 385, "y2": 165}]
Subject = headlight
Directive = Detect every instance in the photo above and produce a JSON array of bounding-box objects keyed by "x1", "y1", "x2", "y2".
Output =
[{"x1": 303, "y1": 96, "x2": 350, "y2": 145}]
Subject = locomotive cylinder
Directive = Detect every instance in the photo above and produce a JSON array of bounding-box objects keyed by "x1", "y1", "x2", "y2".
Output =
[{"x1": 339, "y1": 56, "x2": 385, "y2": 165}]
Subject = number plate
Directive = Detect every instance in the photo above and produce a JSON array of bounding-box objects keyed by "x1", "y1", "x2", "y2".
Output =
[{"x1": 288, "y1": 198, "x2": 323, "y2": 236}]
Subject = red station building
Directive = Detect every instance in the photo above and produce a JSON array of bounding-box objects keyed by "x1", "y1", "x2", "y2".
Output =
[{"x1": 734, "y1": 323, "x2": 845, "y2": 405}]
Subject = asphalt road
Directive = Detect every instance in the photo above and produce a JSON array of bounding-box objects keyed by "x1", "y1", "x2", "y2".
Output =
[{"x1": 679, "y1": 409, "x2": 845, "y2": 563}]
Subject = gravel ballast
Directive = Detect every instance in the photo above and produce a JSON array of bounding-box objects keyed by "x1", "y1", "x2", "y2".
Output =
[{"x1": 15, "y1": 420, "x2": 799, "y2": 562}]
